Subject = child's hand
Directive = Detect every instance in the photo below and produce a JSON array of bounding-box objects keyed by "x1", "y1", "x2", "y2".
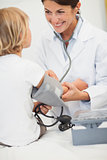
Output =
[
  {"x1": 62, "y1": 78, "x2": 88, "y2": 96},
  {"x1": 45, "y1": 70, "x2": 59, "y2": 81},
  {"x1": 72, "y1": 78, "x2": 88, "y2": 91},
  {"x1": 40, "y1": 105, "x2": 52, "y2": 114},
  {"x1": 62, "y1": 82, "x2": 90, "y2": 102},
  {"x1": 62, "y1": 82, "x2": 81, "y2": 101},
  {"x1": 33, "y1": 101, "x2": 52, "y2": 114}
]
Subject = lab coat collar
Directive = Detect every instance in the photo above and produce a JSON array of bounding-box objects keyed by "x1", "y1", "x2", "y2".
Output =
[
  {"x1": 72, "y1": 15, "x2": 83, "y2": 40},
  {"x1": 78, "y1": 18, "x2": 95, "y2": 41}
]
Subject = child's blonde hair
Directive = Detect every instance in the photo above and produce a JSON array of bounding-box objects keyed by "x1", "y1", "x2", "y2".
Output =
[{"x1": 0, "y1": 7, "x2": 29, "y2": 56}]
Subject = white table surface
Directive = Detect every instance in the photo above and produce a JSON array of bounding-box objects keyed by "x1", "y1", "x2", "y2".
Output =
[{"x1": 0, "y1": 120, "x2": 107, "y2": 160}]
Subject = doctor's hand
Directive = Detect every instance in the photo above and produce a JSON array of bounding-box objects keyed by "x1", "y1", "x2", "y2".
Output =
[
  {"x1": 33, "y1": 101, "x2": 52, "y2": 115},
  {"x1": 62, "y1": 82, "x2": 90, "y2": 102}
]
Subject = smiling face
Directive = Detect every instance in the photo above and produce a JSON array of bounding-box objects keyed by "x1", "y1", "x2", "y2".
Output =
[{"x1": 43, "y1": 0, "x2": 80, "y2": 35}]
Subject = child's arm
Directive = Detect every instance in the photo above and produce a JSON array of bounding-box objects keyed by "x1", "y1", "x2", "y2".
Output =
[
  {"x1": 62, "y1": 78, "x2": 88, "y2": 94},
  {"x1": 36, "y1": 70, "x2": 59, "y2": 89},
  {"x1": 33, "y1": 70, "x2": 58, "y2": 113},
  {"x1": 70, "y1": 78, "x2": 88, "y2": 91}
]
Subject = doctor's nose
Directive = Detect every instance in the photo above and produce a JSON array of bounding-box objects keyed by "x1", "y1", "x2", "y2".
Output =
[{"x1": 49, "y1": 14, "x2": 60, "y2": 24}]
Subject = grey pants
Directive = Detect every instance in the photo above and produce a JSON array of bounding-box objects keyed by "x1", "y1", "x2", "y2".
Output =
[{"x1": 37, "y1": 118, "x2": 47, "y2": 139}]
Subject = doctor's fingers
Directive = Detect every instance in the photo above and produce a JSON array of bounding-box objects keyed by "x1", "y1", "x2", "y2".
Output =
[
  {"x1": 62, "y1": 92, "x2": 80, "y2": 101},
  {"x1": 62, "y1": 82, "x2": 75, "y2": 90},
  {"x1": 62, "y1": 92, "x2": 73, "y2": 102},
  {"x1": 45, "y1": 70, "x2": 59, "y2": 81},
  {"x1": 62, "y1": 87, "x2": 81, "y2": 101}
]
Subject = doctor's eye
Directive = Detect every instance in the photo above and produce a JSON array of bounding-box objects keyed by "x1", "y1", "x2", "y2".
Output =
[
  {"x1": 45, "y1": 10, "x2": 52, "y2": 15},
  {"x1": 57, "y1": 10, "x2": 65, "y2": 14}
]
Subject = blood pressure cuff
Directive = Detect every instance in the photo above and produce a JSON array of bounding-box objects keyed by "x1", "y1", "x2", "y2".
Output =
[{"x1": 31, "y1": 74, "x2": 68, "y2": 108}]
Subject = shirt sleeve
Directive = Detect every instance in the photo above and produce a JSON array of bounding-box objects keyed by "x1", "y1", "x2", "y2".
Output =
[
  {"x1": 24, "y1": 60, "x2": 45, "y2": 87},
  {"x1": 30, "y1": 35, "x2": 49, "y2": 71}
]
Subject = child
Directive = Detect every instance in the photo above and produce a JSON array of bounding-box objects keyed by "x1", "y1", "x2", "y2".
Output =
[
  {"x1": 0, "y1": 7, "x2": 58, "y2": 147},
  {"x1": 0, "y1": 7, "x2": 88, "y2": 147}
]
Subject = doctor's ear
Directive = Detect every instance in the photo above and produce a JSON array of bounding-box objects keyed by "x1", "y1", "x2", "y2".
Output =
[
  {"x1": 75, "y1": 2, "x2": 81, "y2": 11},
  {"x1": 75, "y1": 2, "x2": 81, "y2": 14}
]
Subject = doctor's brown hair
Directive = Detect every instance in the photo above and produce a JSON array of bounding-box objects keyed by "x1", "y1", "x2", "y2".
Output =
[
  {"x1": 41, "y1": 0, "x2": 79, "y2": 8},
  {"x1": 0, "y1": 7, "x2": 29, "y2": 56}
]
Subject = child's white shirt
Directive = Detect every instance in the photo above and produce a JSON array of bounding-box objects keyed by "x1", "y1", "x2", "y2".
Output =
[{"x1": 0, "y1": 54, "x2": 44, "y2": 146}]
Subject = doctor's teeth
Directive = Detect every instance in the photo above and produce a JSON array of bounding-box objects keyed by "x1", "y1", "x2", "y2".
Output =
[{"x1": 55, "y1": 23, "x2": 62, "y2": 27}]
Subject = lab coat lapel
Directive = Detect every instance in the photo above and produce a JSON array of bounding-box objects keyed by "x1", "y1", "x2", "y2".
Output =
[
  {"x1": 50, "y1": 39, "x2": 67, "y2": 67},
  {"x1": 69, "y1": 40, "x2": 85, "y2": 62},
  {"x1": 67, "y1": 19, "x2": 94, "y2": 63}
]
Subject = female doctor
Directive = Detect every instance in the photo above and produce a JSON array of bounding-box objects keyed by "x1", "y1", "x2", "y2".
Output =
[{"x1": 34, "y1": 0, "x2": 107, "y2": 116}]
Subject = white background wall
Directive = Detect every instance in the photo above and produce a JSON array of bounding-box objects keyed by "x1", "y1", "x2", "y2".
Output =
[
  {"x1": 81, "y1": 0, "x2": 107, "y2": 31},
  {"x1": 0, "y1": 0, "x2": 107, "y2": 59}
]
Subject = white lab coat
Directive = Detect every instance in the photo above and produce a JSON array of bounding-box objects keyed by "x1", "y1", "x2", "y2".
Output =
[{"x1": 33, "y1": 18, "x2": 107, "y2": 116}]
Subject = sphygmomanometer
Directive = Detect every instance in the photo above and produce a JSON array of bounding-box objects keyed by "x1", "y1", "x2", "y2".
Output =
[
  {"x1": 31, "y1": 74, "x2": 107, "y2": 145},
  {"x1": 31, "y1": 74, "x2": 74, "y2": 131}
]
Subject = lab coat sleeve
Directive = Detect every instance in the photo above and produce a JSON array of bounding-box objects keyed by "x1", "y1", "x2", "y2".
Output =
[{"x1": 84, "y1": 39, "x2": 107, "y2": 109}]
